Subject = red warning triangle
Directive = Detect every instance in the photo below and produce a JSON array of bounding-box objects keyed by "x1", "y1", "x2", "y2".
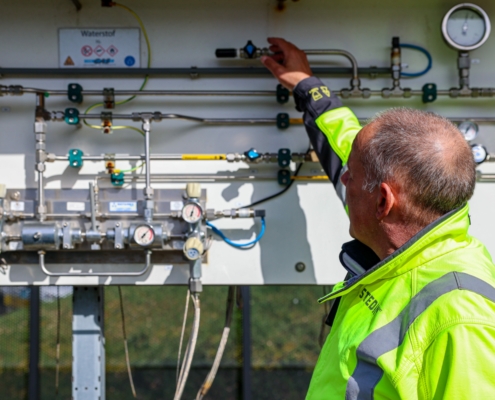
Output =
[{"x1": 64, "y1": 56, "x2": 75, "y2": 66}]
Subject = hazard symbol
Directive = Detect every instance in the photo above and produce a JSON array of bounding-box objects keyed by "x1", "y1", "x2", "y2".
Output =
[
  {"x1": 94, "y1": 45, "x2": 105, "y2": 57},
  {"x1": 81, "y1": 45, "x2": 93, "y2": 57},
  {"x1": 64, "y1": 56, "x2": 75, "y2": 66},
  {"x1": 106, "y1": 45, "x2": 118, "y2": 57}
]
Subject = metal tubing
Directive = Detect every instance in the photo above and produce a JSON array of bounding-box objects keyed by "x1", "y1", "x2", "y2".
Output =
[
  {"x1": 0, "y1": 67, "x2": 390, "y2": 77},
  {"x1": 89, "y1": 182, "x2": 97, "y2": 230},
  {"x1": 304, "y1": 49, "x2": 359, "y2": 80},
  {"x1": 143, "y1": 123, "x2": 152, "y2": 199},
  {"x1": 38, "y1": 249, "x2": 152, "y2": 276}
]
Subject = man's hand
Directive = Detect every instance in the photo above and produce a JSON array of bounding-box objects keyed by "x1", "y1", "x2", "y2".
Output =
[{"x1": 261, "y1": 38, "x2": 313, "y2": 90}]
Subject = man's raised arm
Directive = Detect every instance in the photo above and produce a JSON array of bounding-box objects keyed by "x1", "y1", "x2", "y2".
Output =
[{"x1": 261, "y1": 38, "x2": 362, "y2": 206}]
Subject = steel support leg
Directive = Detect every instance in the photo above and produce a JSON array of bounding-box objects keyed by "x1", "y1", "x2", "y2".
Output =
[
  {"x1": 72, "y1": 286, "x2": 105, "y2": 400},
  {"x1": 28, "y1": 286, "x2": 40, "y2": 400},
  {"x1": 241, "y1": 286, "x2": 252, "y2": 400}
]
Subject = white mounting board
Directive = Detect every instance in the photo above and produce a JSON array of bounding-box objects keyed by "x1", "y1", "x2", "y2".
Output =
[{"x1": 1, "y1": 0, "x2": 495, "y2": 286}]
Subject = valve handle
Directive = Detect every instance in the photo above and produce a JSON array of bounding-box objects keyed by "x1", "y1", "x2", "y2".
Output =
[{"x1": 215, "y1": 48, "x2": 238, "y2": 58}]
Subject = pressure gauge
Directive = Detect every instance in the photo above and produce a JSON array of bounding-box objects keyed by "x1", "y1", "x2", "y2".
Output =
[
  {"x1": 133, "y1": 224, "x2": 155, "y2": 246},
  {"x1": 442, "y1": 4, "x2": 491, "y2": 51},
  {"x1": 458, "y1": 120, "x2": 479, "y2": 141},
  {"x1": 182, "y1": 202, "x2": 203, "y2": 224},
  {"x1": 471, "y1": 144, "x2": 488, "y2": 164}
]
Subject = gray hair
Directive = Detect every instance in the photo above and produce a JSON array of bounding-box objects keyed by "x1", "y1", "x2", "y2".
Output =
[{"x1": 361, "y1": 108, "x2": 476, "y2": 220}]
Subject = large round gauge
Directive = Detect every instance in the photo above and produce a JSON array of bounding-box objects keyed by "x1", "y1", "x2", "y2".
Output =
[
  {"x1": 182, "y1": 202, "x2": 203, "y2": 224},
  {"x1": 458, "y1": 120, "x2": 479, "y2": 141},
  {"x1": 133, "y1": 224, "x2": 155, "y2": 246},
  {"x1": 442, "y1": 4, "x2": 491, "y2": 51}
]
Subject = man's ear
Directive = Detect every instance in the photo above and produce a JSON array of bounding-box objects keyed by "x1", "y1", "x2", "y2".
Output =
[{"x1": 376, "y1": 182, "x2": 395, "y2": 220}]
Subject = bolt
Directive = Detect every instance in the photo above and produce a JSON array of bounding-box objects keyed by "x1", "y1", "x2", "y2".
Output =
[
  {"x1": 64, "y1": 244, "x2": 69, "y2": 249},
  {"x1": 115, "y1": 223, "x2": 120, "y2": 227},
  {"x1": 116, "y1": 244, "x2": 121, "y2": 249},
  {"x1": 33, "y1": 232, "x2": 41, "y2": 241},
  {"x1": 11, "y1": 191, "x2": 20, "y2": 201},
  {"x1": 295, "y1": 262, "x2": 306, "y2": 272},
  {"x1": 63, "y1": 223, "x2": 68, "y2": 227}
]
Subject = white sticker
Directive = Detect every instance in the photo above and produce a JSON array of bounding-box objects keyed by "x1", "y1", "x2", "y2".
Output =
[
  {"x1": 109, "y1": 202, "x2": 137, "y2": 212},
  {"x1": 10, "y1": 201, "x2": 25, "y2": 211},
  {"x1": 67, "y1": 202, "x2": 86, "y2": 211},
  {"x1": 170, "y1": 201, "x2": 184, "y2": 211},
  {"x1": 59, "y1": 28, "x2": 141, "y2": 68}
]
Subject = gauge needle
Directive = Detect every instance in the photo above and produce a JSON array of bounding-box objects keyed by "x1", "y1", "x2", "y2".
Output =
[
  {"x1": 462, "y1": 13, "x2": 469, "y2": 35},
  {"x1": 190, "y1": 209, "x2": 194, "y2": 217},
  {"x1": 141, "y1": 231, "x2": 148, "y2": 239}
]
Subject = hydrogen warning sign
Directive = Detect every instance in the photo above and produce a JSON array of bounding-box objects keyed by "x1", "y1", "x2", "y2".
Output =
[{"x1": 59, "y1": 28, "x2": 140, "y2": 68}]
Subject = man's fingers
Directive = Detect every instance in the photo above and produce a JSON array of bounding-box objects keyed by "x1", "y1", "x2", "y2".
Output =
[
  {"x1": 271, "y1": 53, "x2": 285, "y2": 63},
  {"x1": 267, "y1": 37, "x2": 295, "y2": 53},
  {"x1": 261, "y1": 56, "x2": 286, "y2": 78}
]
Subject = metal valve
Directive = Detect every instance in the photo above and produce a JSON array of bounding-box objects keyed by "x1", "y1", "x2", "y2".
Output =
[{"x1": 183, "y1": 237, "x2": 204, "y2": 260}]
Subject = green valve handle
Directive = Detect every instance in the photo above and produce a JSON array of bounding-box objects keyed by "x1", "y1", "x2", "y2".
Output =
[
  {"x1": 276, "y1": 84, "x2": 290, "y2": 104},
  {"x1": 422, "y1": 83, "x2": 437, "y2": 103},
  {"x1": 68, "y1": 149, "x2": 83, "y2": 168},
  {"x1": 68, "y1": 83, "x2": 83, "y2": 104},
  {"x1": 111, "y1": 172, "x2": 125, "y2": 187},
  {"x1": 278, "y1": 169, "x2": 291, "y2": 186},
  {"x1": 278, "y1": 148, "x2": 291, "y2": 168},
  {"x1": 64, "y1": 108, "x2": 80, "y2": 125},
  {"x1": 276, "y1": 113, "x2": 290, "y2": 129}
]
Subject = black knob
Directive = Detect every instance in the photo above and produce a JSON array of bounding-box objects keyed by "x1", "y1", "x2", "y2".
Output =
[{"x1": 215, "y1": 48, "x2": 238, "y2": 58}]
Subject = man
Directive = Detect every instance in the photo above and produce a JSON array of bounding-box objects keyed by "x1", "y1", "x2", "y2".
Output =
[{"x1": 261, "y1": 38, "x2": 495, "y2": 399}]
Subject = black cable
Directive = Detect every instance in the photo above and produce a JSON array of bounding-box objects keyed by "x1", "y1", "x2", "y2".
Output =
[{"x1": 238, "y1": 145, "x2": 310, "y2": 210}]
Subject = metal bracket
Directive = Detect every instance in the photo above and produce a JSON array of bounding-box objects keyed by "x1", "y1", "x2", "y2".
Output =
[
  {"x1": 68, "y1": 149, "x2": 84, "y2": 168},
  {"x1": 38, "y1": 249, "x2": 152, "y2": 276},
  {"x1": 68, "y1": 83, "x2": 83, "y2": 103},
  {"x1": 103, "y1": 88, "x2": 115, "y2": 109}
]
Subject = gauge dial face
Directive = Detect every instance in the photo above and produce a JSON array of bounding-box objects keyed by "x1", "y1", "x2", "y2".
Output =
[
  {"x1": 182, "y1": 202, "x2": 202, "y2": 223},
  {"x1": 442, "y1": 4, "x2": 491, "y2": 51},
  {"x1": 133, "y1": 225, "x2": 155, "y2": 246},
  {"x1": 471, "y1": 144, "x2": 488, "y2": 164},
  {"x1": 458, "y1": 121, "x2": 479, "y2": 141}
]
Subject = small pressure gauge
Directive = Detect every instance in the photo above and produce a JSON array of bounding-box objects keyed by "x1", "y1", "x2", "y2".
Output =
[
  {"x1": 442, "y1": 4, "x2": 491, "y2": 51},
  {"x1": 471, "y1": 144, "x2": 488, "y2": 164},
  {"x1": 133, "y1": 224, "x2": 155, "y2": 246},
  {"x1": 458, "y1": 120, "x2": 479, "y2": 141},
  {"x1": 182, "y1": 202, "x2": 203, "y2": 224}
]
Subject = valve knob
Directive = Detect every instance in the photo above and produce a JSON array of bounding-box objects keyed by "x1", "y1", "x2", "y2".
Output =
[
  {"x1": 184, "y1": 237, "x2": 204, "y2": 261},
  {"x1": 186, "y1": 183, "x2": 201, "y2": 199},
  {"x1": 244, "y1": 148, "x2": 261, "y2": 161},
  {"x1": 0, "y1": 184, "x2": 6, "y2": 199}
]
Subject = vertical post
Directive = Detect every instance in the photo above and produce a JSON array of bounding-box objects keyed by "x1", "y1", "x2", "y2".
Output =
[
  {"x1": 73, "y1": 286, "x2": 105, "y2": 400},
  {"x1": 28, "y1": 286, "x2": 40, "y2": 400},
  {"x1": 241, "y1": 286, "x2": 252, "y2": 400}
]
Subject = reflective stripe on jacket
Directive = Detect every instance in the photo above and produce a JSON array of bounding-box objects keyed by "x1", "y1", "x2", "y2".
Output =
[{"x1": 293, "y1": 77, "x2": 495, "y2": 399}]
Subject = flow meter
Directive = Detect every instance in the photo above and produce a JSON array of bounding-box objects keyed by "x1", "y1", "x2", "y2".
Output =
[
  {"x1": 182, "y1": 202, "x2": 203, "y2": 224},
  {"x1": 442, "y1": 4, "x2": 491, "y2": 51},
  {"x1": 133, "y1": 224, "x2": 155, "y2": 246},
  {"x1": 458, "y1": 120, "x2": 479, "y2": 141},
  {"x1": 471, "y1": 144, "x2": 488, "y2": 164}
]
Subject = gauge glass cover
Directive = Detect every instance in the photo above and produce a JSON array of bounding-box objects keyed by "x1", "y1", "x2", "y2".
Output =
[
  {"x1": 471, "y1": 144, "x2": 487, "y2": 164},
  {"x1": 442, "y1": 4, "x2": 491, "y2": 51},
  {"x1": 458, "y1": 121, "x2": 479, "y2": 141},
  {"x1": 447, "y1": 9, "x2": 485, "y2": 47},
  {"x1": 134, "y1": 225, "x2": 155, "y2": 246},
  {"x1": 182, "y1": 203, "x2": 202, "y2": 223}
]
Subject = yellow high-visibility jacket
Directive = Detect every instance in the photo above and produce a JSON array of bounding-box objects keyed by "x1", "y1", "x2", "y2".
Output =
[{"x1": 293, "y1": 76, "x2": 495, "y2": 400}]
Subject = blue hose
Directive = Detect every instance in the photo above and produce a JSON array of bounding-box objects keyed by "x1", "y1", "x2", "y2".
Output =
[
  {"x1": 206, "y1": 217, "x2": 266, "y2": 248},
  {"x1": 400, "y1": 44, "x2": 432, "y2": 77}
]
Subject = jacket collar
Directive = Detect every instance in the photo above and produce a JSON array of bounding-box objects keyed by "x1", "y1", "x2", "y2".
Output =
[{"x1": 319, "y1": 204, "x2": 470, "y2": 303}]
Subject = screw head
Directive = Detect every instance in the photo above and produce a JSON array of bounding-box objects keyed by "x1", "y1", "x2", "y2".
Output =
[
  {"x1": 295, "y1": 262, "x2": 306, "y2": 272},
  {"x1": 11, "y1": 191, "x2": 21, "y2": 201},
  {"x1": 116, "y1": 244, "x2": 121, "y2": 249},
  {"x1": 63, "y1": 244, "x2": 69, "y2": 249}
]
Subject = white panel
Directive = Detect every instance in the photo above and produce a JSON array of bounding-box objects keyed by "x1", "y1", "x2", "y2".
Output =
[{"x1": 1, "y1": 0, "x2": 495, "y2": 285}]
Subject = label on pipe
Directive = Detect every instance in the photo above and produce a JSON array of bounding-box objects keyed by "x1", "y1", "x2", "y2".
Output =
[
  {"x1": 59, "y1": 28, "x2": 141, "y2": 68},
  {"x1": 182, "y1": 155, "x2": 227, "y2": 160}
]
